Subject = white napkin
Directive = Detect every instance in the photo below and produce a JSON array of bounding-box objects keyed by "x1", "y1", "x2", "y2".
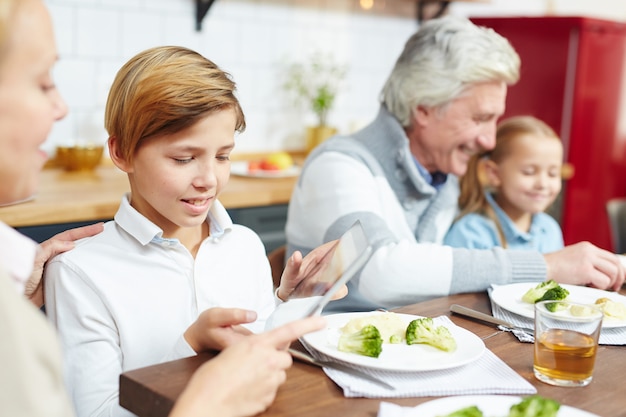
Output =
[
  {"x1": 489, "y1": 285, "x2": 626, "y2": 345},
  {"x1": 378, "y1": 402, "x2": 415, "y2": 417},
  {"x1": 379, "y1": 401, "x2": 437, "y2": 417},
  {"x1": 303, "y1": 316, "x2": 536, "y2": 398}
]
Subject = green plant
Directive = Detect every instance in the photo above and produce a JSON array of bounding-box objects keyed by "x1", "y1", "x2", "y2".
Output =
[{"x1": 282, "y1": 52, "x2": 347, "y2": 127}]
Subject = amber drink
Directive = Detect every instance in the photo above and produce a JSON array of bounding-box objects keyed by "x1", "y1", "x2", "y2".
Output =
[{"x1": 533, "y1": 301, "x2": 603, "y2": 387}]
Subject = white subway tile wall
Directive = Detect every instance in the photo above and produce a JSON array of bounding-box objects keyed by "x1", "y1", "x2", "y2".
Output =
[
  {"x1": 44, "y1": 0, "x2": 418, "y2": 154},
  {"x1": 44, "y1": 0, "x2": 626, "y2": 155}
]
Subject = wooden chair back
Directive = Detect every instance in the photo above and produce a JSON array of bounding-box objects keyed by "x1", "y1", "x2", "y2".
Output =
[{"x1": 267, "y1": 245, "x2": 286, "y2": 289}]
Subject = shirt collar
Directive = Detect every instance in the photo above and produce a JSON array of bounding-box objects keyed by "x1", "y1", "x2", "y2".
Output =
[
  {"x1": 114, "y1": 193, "x2": 233, "y2": 246},
  {"x1": 0, "y1": 221, "x2": 38, "y2": 294},
  {"x1": 485, "y1": 192, "x2": 545, "y2": 242},
  {"x1": 412, "y1": 156, "x2": 448, "y2": 190}
]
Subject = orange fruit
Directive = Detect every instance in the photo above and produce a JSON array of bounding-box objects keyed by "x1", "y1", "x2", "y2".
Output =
[{"x1": 264, "y1": 152, "x2": 293, "y2": 170}]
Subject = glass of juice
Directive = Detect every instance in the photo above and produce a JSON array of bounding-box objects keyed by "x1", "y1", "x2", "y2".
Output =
[{"x1": 533, "y1": 300, "x2": 603, "y2": 387}]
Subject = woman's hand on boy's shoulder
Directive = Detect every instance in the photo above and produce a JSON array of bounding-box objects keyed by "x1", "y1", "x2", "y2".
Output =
[{"x1": 27, "y1": 222, "x2": 104, "y2": 307}]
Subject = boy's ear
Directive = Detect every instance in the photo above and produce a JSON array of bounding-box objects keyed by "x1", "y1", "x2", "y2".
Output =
[
  {"x1": 482, "y1": 159, "x2": 501, "y2": 187},
  {"x1": 108, "y1": 136, "x2": 132, "y2": 173}
]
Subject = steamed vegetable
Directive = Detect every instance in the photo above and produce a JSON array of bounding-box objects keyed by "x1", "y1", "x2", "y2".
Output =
[
  {"x1": 522, "y1": 280, "x2": 569, "y2": 305},
  {"x1": 405, "y1": 317, "x2": 457, "y2": 352},
  {"x1": 438, "y1": 395, "x2": 560, "y2": 417},
  {"x1": 508, "y1": 395, "x2": 560, "y2": 417},
  {"x1": 340, "y1": 312, "x2": 407, "y2": 344},
  {"x1": 536, "y1": 286, "x2": 570, "y2": 312},
  {"x1": 437, "y1": 406, "x2": 483, "y2": 417},
  {"x1": 596, "y1": 297, "x2": 626, "y2": 320},
  {"x1": 536, "y1": 287, "x2": 569, "y2": 303},
  {"x1": 337, "y1": 324, "x2": 383, "y2": 358}
]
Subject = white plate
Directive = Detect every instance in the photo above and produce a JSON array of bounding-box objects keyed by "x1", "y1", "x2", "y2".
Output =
[
  {"x1": 491, "y1": 282, "x2": 626, "y2": 328},
  {"x1": 230, "y1": 161, "x2": 301, "y2": 178},
  {"x1": 302, "y1": 312, "x2": 485, "y2": 372},
  {"x1": 402, "y1": 395, "x2": 599, "y2": 417}
]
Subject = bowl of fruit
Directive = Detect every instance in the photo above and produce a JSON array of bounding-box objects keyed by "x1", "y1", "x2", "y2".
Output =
[
  {"x1": 55, "y1": 145, "x2": 104, "y2": 171},
  {"x1": 231, "y1": 152, "x2": 300, "y2": 178}
]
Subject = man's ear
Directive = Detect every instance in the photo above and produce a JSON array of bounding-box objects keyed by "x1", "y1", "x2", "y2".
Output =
[
  {"x1": 483, "y1": 159, "x2": 501, "y2": 187},
  {"x1": 108, "y1": 136, "x2": 132, "y2": 173},
  {"x1": 413, "y1": 105, "x2": 431, "y2": 127}
]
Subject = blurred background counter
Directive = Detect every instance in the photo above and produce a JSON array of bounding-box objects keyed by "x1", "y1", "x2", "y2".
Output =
[{"x1": 0, "y1": 157, "x2": 299, "y2": 253}]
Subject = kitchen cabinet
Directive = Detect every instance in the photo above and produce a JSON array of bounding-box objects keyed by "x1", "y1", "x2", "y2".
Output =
[{"x1": 229, "y1": 205, "x2": 288, "y2": 253}]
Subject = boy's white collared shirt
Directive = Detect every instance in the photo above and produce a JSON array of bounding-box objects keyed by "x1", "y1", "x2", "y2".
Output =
[{"x1": 44, "y1": 193, "x2": 275, "y2": 417}]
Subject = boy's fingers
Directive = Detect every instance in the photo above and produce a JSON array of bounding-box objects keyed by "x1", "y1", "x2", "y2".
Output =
[
  {"x1": 204, "y1": 308, "x2": 257, "y2": 327},
  {"x1": 263, "y1": 316, "x2": 326, "y2": 348}
]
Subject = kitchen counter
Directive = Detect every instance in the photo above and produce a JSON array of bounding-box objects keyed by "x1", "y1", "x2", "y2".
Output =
[{"x1": 0, "y1": 163, "x2": 299, "y2": 228}]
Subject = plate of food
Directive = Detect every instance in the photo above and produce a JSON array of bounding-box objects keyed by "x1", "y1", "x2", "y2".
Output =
[
  {"x1": 395, "y1": 395, "x2": 599, "y2": 417},
  {"x1": 230, "y1": 152, "x2": 301, "y2": 178},
  {"x1": 301, "y1": 311, "x2": 485, "y2": 372},
  {"x1": 490, "y1": 282, "x2": 626, "y2": 328}
]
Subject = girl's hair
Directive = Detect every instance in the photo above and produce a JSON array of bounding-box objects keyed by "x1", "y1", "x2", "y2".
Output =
[
  {"x1": 104, "y1": 45, "x2": 246, "y2": 163},
  {"x1": 380, "y1": 15, "x2": 520, "y2": 127},
  {"x1": 457, "y1": 115, "x2": 560, "y2": 247}
]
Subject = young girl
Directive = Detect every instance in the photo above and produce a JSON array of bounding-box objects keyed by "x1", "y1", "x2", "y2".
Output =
[
  {"x1": 43, "y1": 45, "x2": 330, "y2": 417},
  {"x1": 444, "y1": 115, "x2": 564, "y2": 252}
]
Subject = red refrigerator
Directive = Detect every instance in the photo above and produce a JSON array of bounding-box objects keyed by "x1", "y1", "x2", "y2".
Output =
[{"x1": 471, "y1": 16, "x2": 626, "y2": 251}]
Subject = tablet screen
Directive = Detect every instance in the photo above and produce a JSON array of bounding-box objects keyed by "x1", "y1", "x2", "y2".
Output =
[{"x1": 289, "y1": 220, "x2": 372, "y2": 315}]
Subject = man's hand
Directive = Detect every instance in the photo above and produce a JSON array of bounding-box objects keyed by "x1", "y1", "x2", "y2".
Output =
[{"x1": 544, "y1": 241, "x2": 625, "y2": 291}]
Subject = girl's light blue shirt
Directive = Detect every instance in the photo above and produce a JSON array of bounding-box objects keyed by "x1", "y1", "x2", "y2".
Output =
[{"x1": 444, "y1": 192, "x2": 564, "y2": 253}]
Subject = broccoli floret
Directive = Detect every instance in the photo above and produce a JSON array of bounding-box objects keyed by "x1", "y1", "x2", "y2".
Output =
[
  {"x1": 543, "y1": 301, "x2": 568, "y2": 312},
  {"x1": 536, "y1": 286, "x2": 570, "y2": 303},
  {"x1": 535, "y1": 286, "x2": 570, "y2": 312},
  {"x1": 337, "y1": 324, "x2": 383, "y2": 358},
  {"x1": 508, "y1": 395, "x2": 560, "y2": 417},
  {"x1": 437, "y1": 405, "x2": 484, "y2": 417},
  {"x1": 405, "y1": 317, "x2": 457, "y2": 352},
  {"x1": 522, "y1": 280, "x2": 559, "y2": 304},
  {"x1": 436, "y1": 396, "x2": 559, "y2": 417},
  {"x1": 389, "y1": 334, "x2": 403, "y2": 344}
]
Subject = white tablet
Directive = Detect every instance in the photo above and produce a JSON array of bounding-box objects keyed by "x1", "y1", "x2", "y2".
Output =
[{"x1": 265, "y1": 220, "x2": 373, "y2": 329}]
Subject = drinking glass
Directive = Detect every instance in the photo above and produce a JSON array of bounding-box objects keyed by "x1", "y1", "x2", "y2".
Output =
[{"x1": 533, "y1": 300, "x2": 603, "y2": 387}]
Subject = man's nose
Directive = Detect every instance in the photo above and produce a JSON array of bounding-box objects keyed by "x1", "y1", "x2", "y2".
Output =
[{"x1": 477, "y1": 122, "x2": 497, "y2": 151}]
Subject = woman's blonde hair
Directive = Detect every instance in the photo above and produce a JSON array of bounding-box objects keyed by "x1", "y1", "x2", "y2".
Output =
[
  {"x1": 104, "y1": 46, "x2": 246, "y2": 163},
  {"x1": 0, "y1": 0, "x2": 21, "y2": 61},
  {"x1": 457, "y1": 115, "x2": 561, "y2": 247}
]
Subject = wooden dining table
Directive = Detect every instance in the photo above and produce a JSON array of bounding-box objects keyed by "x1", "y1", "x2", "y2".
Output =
[{"x1": 119, "y1": 291, "x2": 625, "y2": 417}]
